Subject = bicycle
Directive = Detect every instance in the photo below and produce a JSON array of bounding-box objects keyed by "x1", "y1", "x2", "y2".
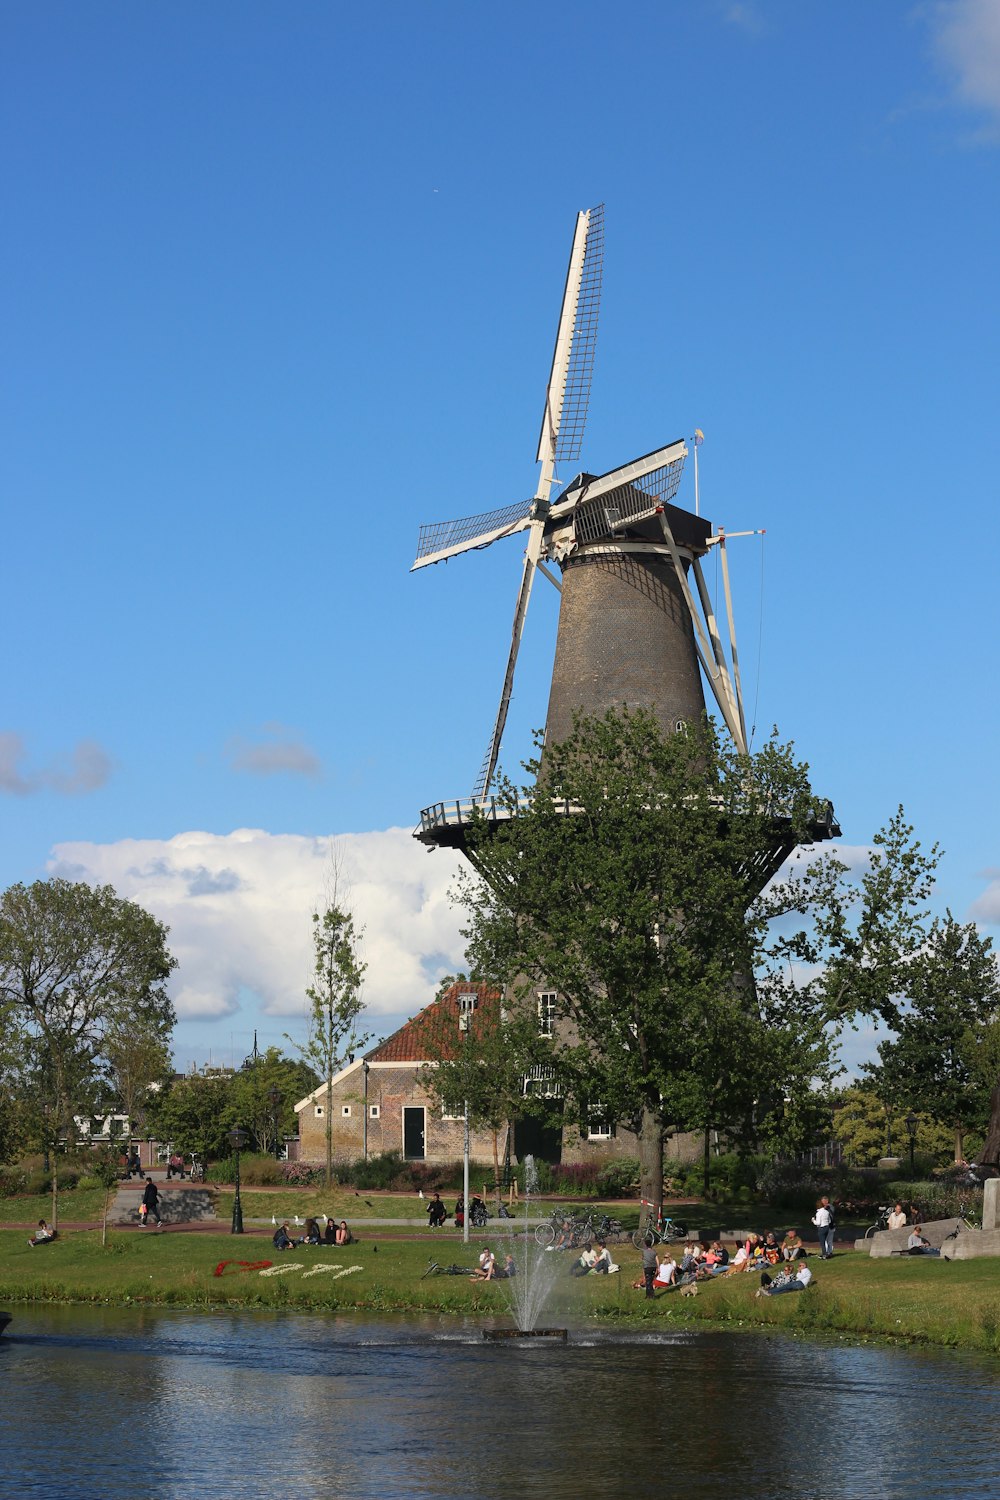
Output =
[
  {"x1": 631, "y1": 1203, "x2": 687, "y2": 1251},
  {"x1": 188, "y1": 1155, "x2": 206, "y2": 1183},
  {"x1": 421, "y1": 1258, "x2": 477, "y2": 1278},
  {"x1": 863, "y1": 1205, "x2": 892, "y2": 1239}
]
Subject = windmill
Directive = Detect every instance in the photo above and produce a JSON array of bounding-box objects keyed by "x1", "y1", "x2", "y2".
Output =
[{"x1": 412, "y1": 205, "x2": 837, "y2": 863}]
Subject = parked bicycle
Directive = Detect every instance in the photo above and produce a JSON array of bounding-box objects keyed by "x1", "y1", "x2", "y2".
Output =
[
  {"x1": 188, "y1": 1154, "x2": 206, "y2": 1183},
  {"x1": 631, "y1": 1201, "x2": 687, "y2": 1250},
  {"x1": 421, "y1": 1258, "x2": 477, "y2": 1278},
  {"x1": 863, "y1": 1205, "x2": 893, "y2": 1239}
]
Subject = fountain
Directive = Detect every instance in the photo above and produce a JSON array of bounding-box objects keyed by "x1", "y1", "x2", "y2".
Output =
[{"x1": 483, "y1": 1155, "x2": 568, "y2": 1342}]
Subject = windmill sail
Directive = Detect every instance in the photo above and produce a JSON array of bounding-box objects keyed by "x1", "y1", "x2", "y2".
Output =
[
  {"x1": 536, "y1": 204, "x2": 604, "y2": 480},
  {"x1": 412, "y1": 498, "x2": 534, "y2": 570}
]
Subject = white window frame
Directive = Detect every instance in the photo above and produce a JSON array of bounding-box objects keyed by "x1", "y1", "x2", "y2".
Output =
[
  {"x1": 441, "y1": 1104, "x2": 466, "y2": 1121},
  {"x1": 457, "y1": 992, "x2": 478, "y2": 1014},
  {"x1": 314, "y1": 1105, "x2": 324, "y2": 1117},
  {"x1": 537, "y1": 991, "x2": 557, "y2": 1038},
  {"x1": 587, "y1": 1105, "x2": 612, "y2": 1140},
  {"x1": 341, "y1": 1105, "x2": 352, "y2": 1118},
  {"x1": 368, "y1": 1104, "x2": 380, "y2": 1119}
]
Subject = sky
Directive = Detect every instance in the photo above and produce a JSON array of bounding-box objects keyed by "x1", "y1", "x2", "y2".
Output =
[{"x1": 2, "y1": 1, "x2": 999, "y2": 1076}]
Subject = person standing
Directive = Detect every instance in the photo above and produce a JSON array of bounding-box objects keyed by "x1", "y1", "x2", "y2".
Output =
[
  {"x1": 812, "y1": 1196, "x2": 834, "y2": 1259},
  {"x1": 141, "y1": 1176, "x2": 162, "y2": 1230},
  {"x1": 641, "y1": 1236, "x2": 658, "y2": 1298}
]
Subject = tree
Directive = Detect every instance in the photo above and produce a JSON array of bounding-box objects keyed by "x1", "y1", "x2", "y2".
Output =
[
  {"x1": 457, "y1": 709, "x2": 941, "y2": 1208},
  {"x1": 864, "y1": 915, "x2": 998, "y2": 1162},
  {"x1": 229, "y1": 1048, "x2": 319, "y2": 1156},
  {"x1": 0, "y1": 878, "x2": 177, "y2": 1226},
  {"x1": 419, "y1": 982, "x2": 555, "y2": 1209},
  {"x1": 103, "y1": 1022, "x2": 173, "y2": 1142},
  {"x1": 145, "y1": 1073, "x2": 236, "y2": 1160},
  {"x1": 289, "y1": 904, "x2": 369, "y2": 1188},
  {"x1": 831, "y1": 1086, "x2": 952, "y2": 1168},
  {"x1": 459, "y1": 710, "x2": 833, "y2": 1205}
]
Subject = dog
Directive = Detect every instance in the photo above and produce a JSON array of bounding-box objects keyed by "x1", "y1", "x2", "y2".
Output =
[{"x1": 679, "y1": 1281, "x2": 699, "y2": 1297}]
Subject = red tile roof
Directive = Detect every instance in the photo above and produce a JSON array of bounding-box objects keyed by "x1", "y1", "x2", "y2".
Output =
[{"x1": 368, "y1": 982, "x2": 501, "y2": 1063}]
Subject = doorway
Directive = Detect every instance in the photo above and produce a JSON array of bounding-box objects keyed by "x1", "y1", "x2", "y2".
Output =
[{"x1": 403, "y1": 1107, "x2": 425, "y2": 1160}]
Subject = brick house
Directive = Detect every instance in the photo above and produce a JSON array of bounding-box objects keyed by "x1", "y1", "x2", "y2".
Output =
[
  {"x1": 294, "y1": 981, "x2": 508, "y2": 1168},
  {"x1": 295, "y1": 979, "x2": 701, "y2": 1171}
]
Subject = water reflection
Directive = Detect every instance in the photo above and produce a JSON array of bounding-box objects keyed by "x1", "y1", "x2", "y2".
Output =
[{"x1": 3, "y1": 1306, "x2": 999, "y2": 1499}]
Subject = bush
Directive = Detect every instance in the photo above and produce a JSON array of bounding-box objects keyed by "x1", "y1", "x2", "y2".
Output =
[
  {"x1": 0, "y1": 1167, "x2": 27, "y2": 1197},
  {"x1": 594, "y1": 1157, "x2": 641, "y2": 1199},
  {"x1": 23, "y1": 1166, "x2": 81, "y2": 1194}
]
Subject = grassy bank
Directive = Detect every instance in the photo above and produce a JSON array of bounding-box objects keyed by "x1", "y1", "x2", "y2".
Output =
[{"x1": 2, "y1": 1229, "x2": 999, "y2": 1355}]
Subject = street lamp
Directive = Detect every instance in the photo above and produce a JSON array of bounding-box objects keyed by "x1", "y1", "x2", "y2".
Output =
[
  {"x1": 267, "y1": 1085, "x2": 281, "y2": 1160},
  {"x1": 905, "y1": 1112, "x2": 918, "y2": 1181},
  {"x1": 362, "y1": 1061, "x2": 370, "y2": 1161},
  {"x1": 228, "y1": 1125, "x2": 249, "y2": 1234}
]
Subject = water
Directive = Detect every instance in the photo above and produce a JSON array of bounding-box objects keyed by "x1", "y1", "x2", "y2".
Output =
[{"x1": 3, "y1": 1306, "x2": 1000, "y2": 1499}]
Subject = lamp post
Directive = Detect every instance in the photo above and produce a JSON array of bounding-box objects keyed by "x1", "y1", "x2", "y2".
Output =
[
  {"x1": 905, "y1": 1112, "x2": 918, "y2": 1181},
  {"x1": 362, "y1": 1061, "x2": 370, "y2": 1161},
  {"x1": 267, "y1": 1086, "x2": 281, "y2": 1160},
  {"x1": 228, "y1": 1125, "x2": 249, "y2": 1234}
]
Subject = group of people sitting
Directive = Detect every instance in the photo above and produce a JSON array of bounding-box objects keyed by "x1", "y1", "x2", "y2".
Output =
[
  {"x1": 570, "y1": 1239, "x2": 619, "y2": 1276},
  {"x1": 468, "y1": 1246, "x2": 517, "y2": 1281},
  {"x1": 272, "y1": 1216, "x2": 353, "y2": 1251},
  {"x1": 427, "y1": 1191, "x2": 497, "y2": 1229},
  {"x1": 637, "y1": 1229, "x2": 815, "y2": 1295}
]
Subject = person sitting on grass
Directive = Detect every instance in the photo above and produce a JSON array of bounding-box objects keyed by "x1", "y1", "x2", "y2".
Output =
[
  {"x1": 695, "y1": 1242, "x2": 730, "y2": 1279},
  {"x1": 28, "y1": 1219, "x2": 56, "y2": 1248},
  {"x1": 546, "y1": 1217, "x2": 575, "y2": 1253},
  {"x1": 906, "y1": 1224, "x2": 940, "y2": 1256},
  {"x1": 272, "y1": 1222, "x2": 295, "y2": 1251},
  {"x1": 493, "y1": 1253, "x2": 517, "y2": 1280},
  {"x1": 571, "y1": 1245, "x2": 598, "y2": 1277},
  {"x1": 335, "y1": 1220, "x2": 352, "y2": 1246},
  {"x1": 763, "y1": 1232, "x2": 782, "y2": 1265},
  {"x1": 782, "y1": 1230, "x2": 806, "y2": 1260},
  {"x1": 469, "y1": 1247, "x2": 496, "y2": 1281},
  {"x1": 299, "y1": 1217, "x2": 321, "y2": 1246},
  {"x1": 590, "y1": 1241, "x2": 618, "y2": 1275},
  {"x1": 654, "y1": 1252, "x2": 677, "y2": 1288},
  {"x1": 756, "y1": 1263, "x2": 813, "y2": 1297}
]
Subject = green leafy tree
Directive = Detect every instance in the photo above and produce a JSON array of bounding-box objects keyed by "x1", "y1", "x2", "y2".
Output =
[
  {"x1": 0, "y1": 879, "x2": 176, "y2": 1226},
  {"x1": 102, "y1": 1022, "x2": 173, "y2": 1143},
  {"x1": 146, "y1": 1073, "x2": 236, "y2": 1160},
  {"x1": 963, "y1": 1016, "x2": 1000, "y2": 1168},
  {"x1": 864, "y1": 915, "x2": 998, "y2": 1162},
  {"x1": 289, "y1": 904, "x2": 369, "y2": 1188},
  {"x1": 458, "y1": 709, "x2": 941, "y2": 1208},
  {"x1": 831, "y1": 1086, "x2": 952, "y2": 1168},
  {"x1": 459, "y1": 710, "x2": 833, "y2": 1206},
  {"x1": 229, "y1": 1048, "x2": 319, "y2": 1155}
]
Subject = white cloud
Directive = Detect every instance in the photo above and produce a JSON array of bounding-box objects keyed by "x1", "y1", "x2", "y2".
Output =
[
  {"x1": 48, "y1": 827, "x2": 466, "y2": 1025},
  {"x1": 970, "y1": 868, "x2": 1000, "y2": 924},
  {"x1": 929, "y1": 0, "x2": 1000, "y2": 131},
  {"x1": 0, "y1": 732, "x2": 113, "y2": 796}
]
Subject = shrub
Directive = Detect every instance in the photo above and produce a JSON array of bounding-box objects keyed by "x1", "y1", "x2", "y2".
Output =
[
  {"x1": 594, "y1": 1157, "x2": 640, "y2": 1199},
  {"x1": 0, "y1": 1167, "x2": 27, "y2": 1197},
  {"x1": 235, "y1": 1155, "x2": 284, "y2": 1187}
]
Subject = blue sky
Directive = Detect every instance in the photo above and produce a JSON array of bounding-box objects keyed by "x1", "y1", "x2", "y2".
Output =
[{"x1": 3, "y1": 1, "x2": 999, "y2": 1073}]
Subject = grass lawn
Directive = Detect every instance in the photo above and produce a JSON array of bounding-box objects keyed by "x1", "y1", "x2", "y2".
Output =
[{"x1": 1, "y1": 1229, "x2": 998, "y2": 1354}]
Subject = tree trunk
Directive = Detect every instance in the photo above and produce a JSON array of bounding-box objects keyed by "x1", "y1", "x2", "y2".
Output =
[
  {"x1": 638, "y1": 1107, "x2": 664, "y2": 1210},
  {"x1": 702, "y1": 1127, "x2": 711, "y2": 1198},
  {"x1": 981, "y1": 1081, "x2": 1000, "y2": 1168},
  {"x1": 955, "y1": 1124, "x2": 964, "y2": 1165},
  {"x1": 325, "y1": 1074, "x2": 334, "y2": 1190},
  {"x1": 491, "y1": 1128, "x2": 501, "y2": 1214}
]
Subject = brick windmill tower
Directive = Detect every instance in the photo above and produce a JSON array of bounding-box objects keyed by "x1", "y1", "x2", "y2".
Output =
[{"x1": 412, "y1": 205, "x2": 837, "y2": 870}]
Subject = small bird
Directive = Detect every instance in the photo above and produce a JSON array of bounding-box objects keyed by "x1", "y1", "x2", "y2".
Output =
[
  {"x1": 320, "y1": 1214, "x2": 329, "y2": 1226},
  {"x1": 294, "y1": 1214, "x2": 303, "y2": 1226},
  {"x1": 418, "y1": 1189, "x2": 424, "y2": 1199},
  {"x1": 373, "y1": 1244, "x2": 378, "y2": 1254},
  {"x1": 271, "y1": 1214, "x2": 278, "y2": 1226}
]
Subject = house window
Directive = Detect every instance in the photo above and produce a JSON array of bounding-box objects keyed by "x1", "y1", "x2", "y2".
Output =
[
  {"x1": 587, "y1": 1106, "x2": 612, "y2": 1140},
  {"x1": 537, "y1": 991, "x2": 557, "y2": 1037},
  {"x1": 341, "y1": 1105, "x2": 352, "y2": 1118},
  {"x1": 315, "y1": 1105, "x2": 324, "y2": 1117},
  {"x1": 441, "y1": 1105, "x2": 466, "y2": 1121},
  {"x1": 457, "y1": 992, "x2": 478, "y2": 1014},
  {"x1": 369, "y1": 1105, "x2": 380, "y2": 1119}
]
